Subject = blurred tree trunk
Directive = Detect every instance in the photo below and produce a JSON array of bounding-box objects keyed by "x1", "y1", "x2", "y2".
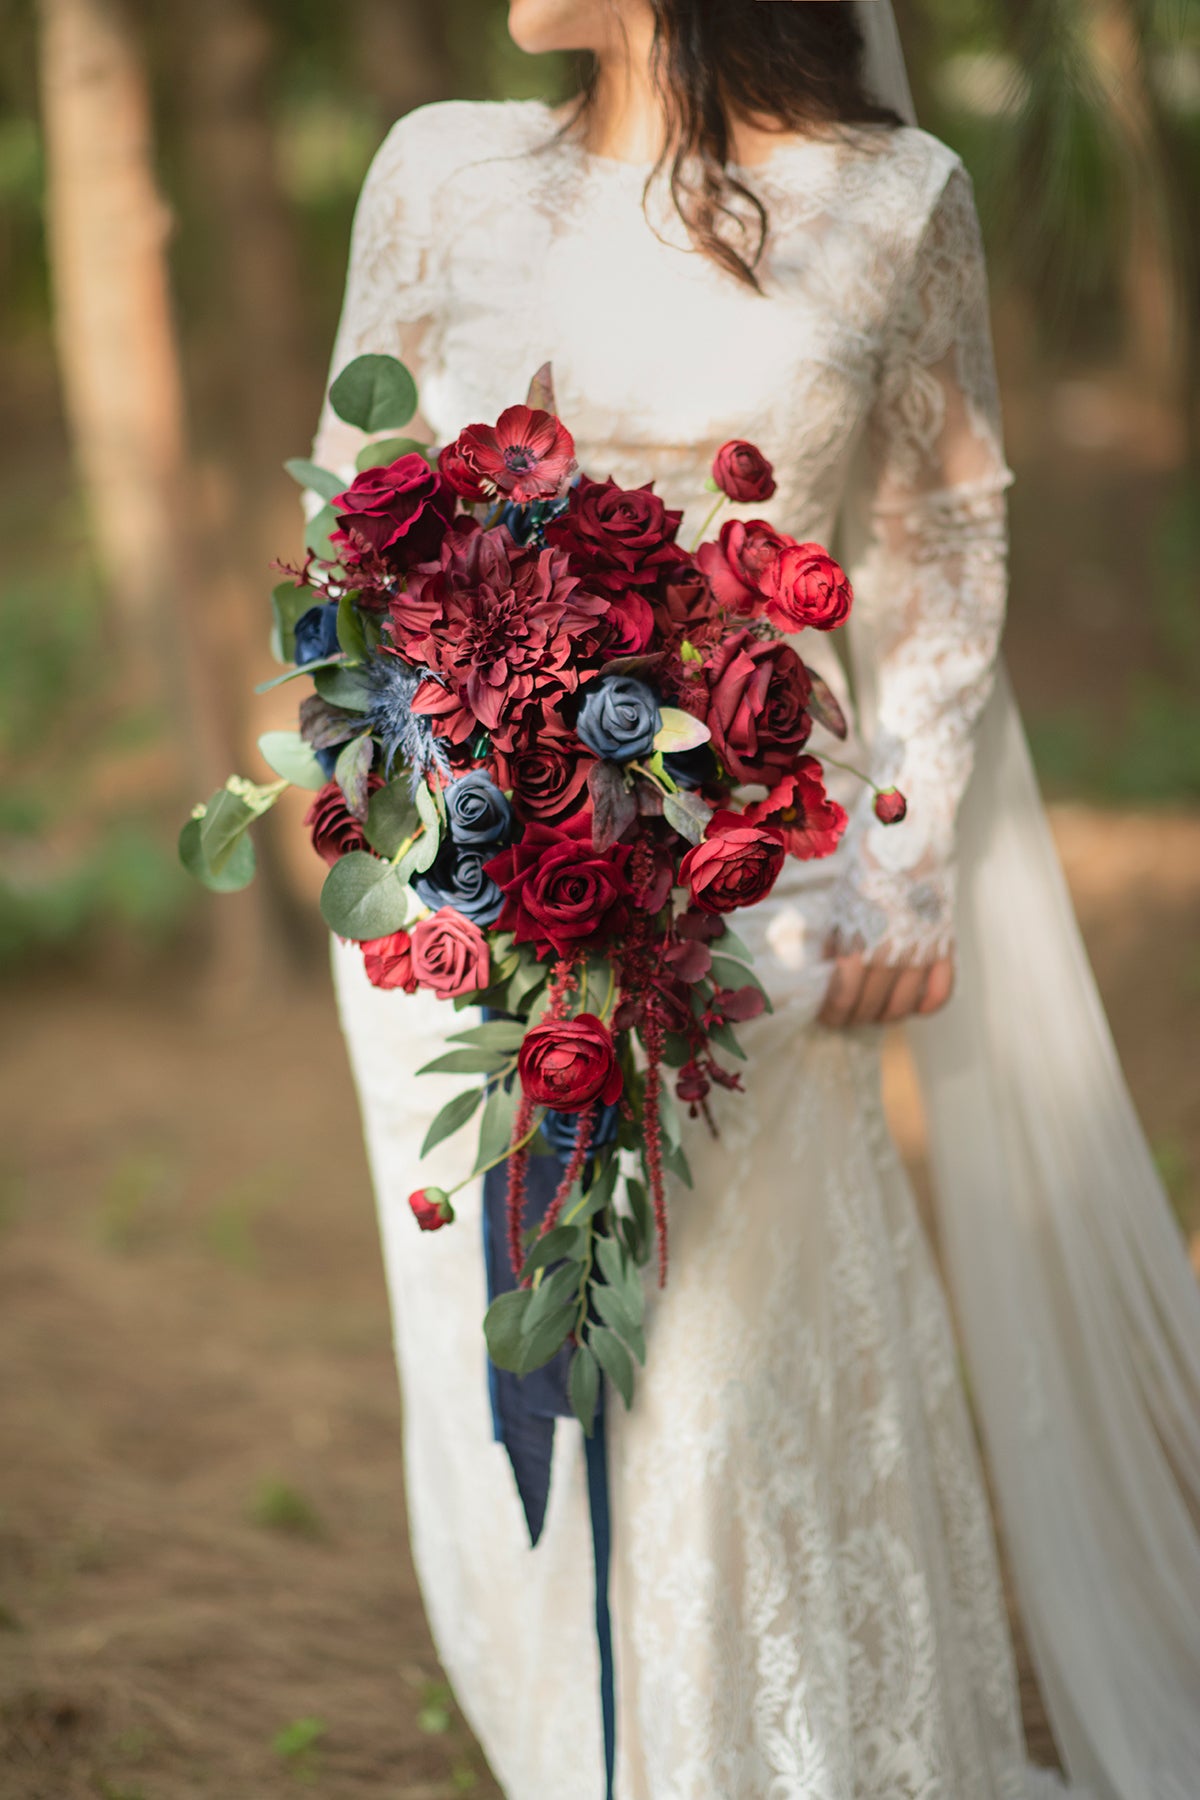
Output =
[
  {"x1": 351, "y1": 0, "x2": 453, "y2": 117},
  {"x1": 37, "y1": 0, "x2": 287, "y2": 1000}
]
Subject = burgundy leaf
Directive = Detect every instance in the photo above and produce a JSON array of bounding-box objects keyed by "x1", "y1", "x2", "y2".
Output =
[
  {"x1": 587, "y1": 759, "x2": 638, "y2": 852},
  {"x1": 805, "y1": 666, "x2": 848, "y2": 740}
]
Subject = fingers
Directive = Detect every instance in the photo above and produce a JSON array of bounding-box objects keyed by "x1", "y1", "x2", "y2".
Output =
[
  {"x1": 818, "y1": 952, "x2": 864, "y2": 1028},
  {"x1": 880, "y1": 964, "x2": 928, "y2": 1023},
  {"x1": 820, "y1": 952, "x2": 956, "y2": 1029},
  {"x1": 848, "y1": 960, "x2": 900, "y2": 1027},
  {"x1": 917, "y1": 956, "x2": 955, "y2": 1015}
]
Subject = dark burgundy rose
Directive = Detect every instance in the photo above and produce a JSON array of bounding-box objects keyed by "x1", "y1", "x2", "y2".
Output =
[
  {"x1": 655, "y1": 565, "x2": 720, "y2": 642},
  {"x1": 492, "y1": 740, "x2": 596, "y2": 824},
  {"x1": 329, "y1": 453, "x2": 455, "y2": 571},
  {"x1": 304, "y1": 776, "x2": 384, "y2": 867},
  {"x1": 874, "y1": 786, "x2": 908, "y2": 825},
  {"x1": 545, "y1": 476, "x2": 685, "y2": 594},
  {"x1": 712, "y1": 439, "x2": 777, "y2": 504},
  {"x1": 762, "y1": 543, "x2": 853, "y2": 633},
  {"x1": 455, "y1": 405, "x2": 577, "y2": 503},
  {"x1": 408, "y1": 1185, "x2": 454, "y2": 1230},
  {"x1": 703, "y1": 630, "x2": 813, "y2": 784},
  {"x1": 390, "y1": 523, "x2": 612, "y2": 751},
  {"x1": 696, "y1": 518, "x2": 789, "y2": 614},
  {"x1": 742, "y1": 758, "x2": 848, "y2": 861},
  {"x1": 519, "y1": 1014, "x2": 624, "y2": 1109},
  {"x1": 409, "y1": 908, "x2": 490, "y2": 998},
  {"x1": 438, "y1": 441, "x2": 489, "y2": 503},
  {"x1": 483, "y1": 809, "x2": 632, "y2": 959},
  {"x1": 362, "y1": 929, "x2": 418, "y2": 992},
  {"x1": 679, "y1": 812, "x2": 786, "y2": 914},
  {"x1": 604, "y1": 590, "x2": 656, "y2": 654}
]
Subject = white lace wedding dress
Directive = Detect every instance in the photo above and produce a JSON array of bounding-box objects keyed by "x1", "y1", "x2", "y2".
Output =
[{"x1": 312, "y1": 98, "x2": 1200, "y2": 1800}]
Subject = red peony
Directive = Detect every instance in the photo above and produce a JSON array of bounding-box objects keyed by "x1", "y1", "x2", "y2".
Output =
[
  {"x1": 483, "y1": 809, "x2": 632, "y2": 959},
  {"x1": 410, "y1": 908, "x2": 490, "y2": 998},
  {"x1": 329, "y1": 453, "x2": 455, "y2": 571},
  {"x1": 492, "y1": 739, "x2": 596, "y2": 824},
  {"x1": 712, "y1": 439, "x2": 777, "y2": 504},
  {"x1": 545, "y1": 476, "x2": 685, "y2": 594},
  {"x1": 703, "y1": 630, "x2": 813, "y2": 784},
  {"x1": 518, "y1": 1014, "x2": 624, "y2": 1109},
  {"x1": 874, "y1": 786, "x2": 908, "y2": 824},
  {"x1": 304, "y1": 776, "x2": 383, "y2": 867},
  {"x1": 696, "y1": 518, "x2": 789, "y2": 615},
  {"x1": 390, "y1": 523, "x2": 612, "y2": 751},
  {"x1": 409, "y1": 1186, "x2": 454, "y2": 1230},
  {"x1": 762, "y1": 543, "x2": 853, "y2": 633},
  {"x1": 454, "y1": 405, "x2": 577, "y2": 503},
  {"x1": 743, "y1": 758, "x2": 848, "y2": 860},
  {"x1": 361, "y1": 928, "x2": 418, "y2": 992},
  {"x1": 679, "y1": 812, "x2": 786, "y2": 914}
]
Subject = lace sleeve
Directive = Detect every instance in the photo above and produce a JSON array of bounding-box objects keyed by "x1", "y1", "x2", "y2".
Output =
[
  {"x1": 828, "y1": 158, "x2": 1015, "y2": 967},
  {"x1": 309, "y1": 109, "x2": 441, "y2": 487}
]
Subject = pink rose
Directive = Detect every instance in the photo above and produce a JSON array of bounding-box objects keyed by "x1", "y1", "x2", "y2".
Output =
[{"x1": 410, "y1": 908, "x2": 490, "y2": 998}]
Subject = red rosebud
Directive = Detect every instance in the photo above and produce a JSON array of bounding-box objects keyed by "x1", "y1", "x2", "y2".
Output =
[
  {"x1": 362, "y1": 929, "x2": 418, "y2": 992},
  {"x1": 410, "y1": 908, "x2": 490, "y2": 998},
  {"x1": 762, "y1": 543, "x2": 852, "y2": 634},
  {"x1": 874, "y1": 786, "x2": 908, "y2": 825},
  {"x1": 409, "y1": 1186, "x2": 454, "y2": 1231},
  {"x1": 455, "y1": 405, "x2": 577, "y2": 503},
  {"x1": 712, "y1": 439, "x2": 777, "y2": 505},
  {"x1": 518, "y1": 1014, "x2": 623, "y2": 1110},
  {"x1": 679, "y1": 811, "x2": 786, "y2": 914}
]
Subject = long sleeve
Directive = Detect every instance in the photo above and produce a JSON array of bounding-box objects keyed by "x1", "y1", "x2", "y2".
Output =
[
  {"x1": 310, "y1": 108, "x2": 442, "y2": 484},
  {"x1": 828, "y1": 158, "x2": 1015, "y2": 967}
]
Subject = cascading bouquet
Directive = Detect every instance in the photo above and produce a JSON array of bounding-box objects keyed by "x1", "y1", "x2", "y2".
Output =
[{"x1": 181, "y1": 355, "x2": 906, "y2": 1434}]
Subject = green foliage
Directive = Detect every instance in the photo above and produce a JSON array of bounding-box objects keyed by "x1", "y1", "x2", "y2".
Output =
[
  {"x1": 251, "y1": 1479, "x2": 326, "y2": 1540},
  {"x1": 329, "y1": 354, "x2": 418, "y2": 433},
  {"x1": 318, "y1": 850, "x2": 410, "y2": 938},
  {"x1": 272, "y1": 1714, "x2": 327, "y2": 1783},
  {"x1": 257, "y1": 730, "x2": 325, "y2": 790}
]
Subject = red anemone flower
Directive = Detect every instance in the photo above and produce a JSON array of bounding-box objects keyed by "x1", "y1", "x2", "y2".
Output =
[{"x1": 455, "y1": 406, "x2": 577, "y2": 503}]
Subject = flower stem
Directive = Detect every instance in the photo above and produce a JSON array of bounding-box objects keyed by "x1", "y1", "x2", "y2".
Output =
[
  {"x1": 689, "y1": 491, "x2": 728, "y2": 554},
  {"x1": 447, "y1": 1107, "x2": 545, "y2": 1197},
  {"x1": 818, "y1": 750, "x2": 882, "y2": 795}
]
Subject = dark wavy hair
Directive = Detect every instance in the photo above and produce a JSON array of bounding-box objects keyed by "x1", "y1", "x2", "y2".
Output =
[{"x1": 564, "y1": 0, "x2": 903, "y2": 288}]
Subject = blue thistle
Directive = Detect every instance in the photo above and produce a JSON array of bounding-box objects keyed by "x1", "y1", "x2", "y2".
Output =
[{"x1": 365, "y1": 653, "x2": 451, "y2": 789}]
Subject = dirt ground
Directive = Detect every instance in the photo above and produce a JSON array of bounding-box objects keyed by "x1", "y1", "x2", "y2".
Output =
[{"x1": 1, "y1": 805, "x2": 1198, "y2": 1800}]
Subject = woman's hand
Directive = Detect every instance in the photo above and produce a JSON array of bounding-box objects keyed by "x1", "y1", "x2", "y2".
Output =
[{"x1": 818, "y1": 947, "x2": 955, "y2": 1029}]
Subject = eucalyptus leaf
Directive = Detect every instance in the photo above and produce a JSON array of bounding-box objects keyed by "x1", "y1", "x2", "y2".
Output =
[
  {"x1": 257, "y1": 731, "x2": 326, "y2": 791},
  {"x1": 314, "y1": 664, "x2": 373, "y2": 711},
  {"x1": 714, "y1": 924, "x2": 754, "y2": 963},
  {"x1": 484, "y1": 1288, "x2": 533, "y2": 1373},
  {"x1": 420, "y1": 1085, "x2": 483, "y2": 1157},
  {"x1": 365, "y1": 778, "x2": 420, "y2": 858},
  {"x1": 653, "y1": 706, "x2": 711, "y2": 754},
  {"x1": 472, "y1": 1079, "x2": 520, "y2": 1175},
  {"x1": 447, "y1": 1020, "x2": 528, "y2": 1053},
  {"x1": 199, "y1": 778, "x2": 282, "y2": 874},
  {"x1": 592, "y1": 1284, "x2": 646, "y2": 1364},
  {"x1": 284, "y1": 458, "x2": 346, "y2": 502},
  {"x1": 625, "y1": 1177, "x2": 653, "y2": 1261},
  {"x1": 520, "y1": 1225, "x2": 586, "y2": 1282},
  {"x1": 329, "y1": 353, "x2": 418, "y2": 433},
  {"x1": 416, "y1": 1047, "x2": 513, "y2": 1078},
  {"x1": 513, "y1": 1304, "x2": 576, "y2": 1376},
  {"x1": 415, "y1": 779, "x2": 445, "y2": 831},
  {"x1": 255, "y1": 653, "x2": 344, "y2": 694},
  {"x1": 355, "y1": 435, "x2": 433, "y2": 471},
  {"x1": 710, "y1": 954, "x2": 772, "y2": 1010},
  {"x1": 179, "y1": 817, "x2": 256, "y2": 892},
  {"x1": 524, "y1": 1262, "x2": 580, "y2": 1333},
  {"x1": 569, "y1": 1343, "x2": 600, "y2": 1435},
  {"x1": 318, "y1": 851, "x2": 409, "y2": 940},
  {"x1": 591, "y1": 1326, "x2": 635, "y2": 1407},
  {"x1": 394, "y1": 821, "x2": 441, "y2": 884},
  {"x1": 707, "y1": 1019, "x2": 748, "y2": 1062},
  {"x1": 594, "y1": 1234, "x2": 627, "y2": 1291},
  {"x1": 270, "y1": 580, "x2": 314, "y2": 665},
  {"x1": 336, "y1": 593, "x2": 369, "y2": 662}
]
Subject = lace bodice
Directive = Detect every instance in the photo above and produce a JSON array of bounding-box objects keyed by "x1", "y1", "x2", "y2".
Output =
[{"x1": 312, "y1": 97, "x2": 1014, "y2": 965}]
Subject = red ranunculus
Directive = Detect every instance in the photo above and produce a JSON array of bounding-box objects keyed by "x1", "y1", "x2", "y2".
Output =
[
  {"x1": 679, "y1": 812, "x2": 786, "y2": 914},
  {"x1": 361, "y1": 928, "x2": 418, "y2": 991},
  {"x1": 454, "y1": 405, "x2": 577, "y2": 503},
  {"x1": 330, "y1": 453, "x2": 455, "y2": 571},
  {"x1": 742, "y1": 758, "x2": 848, "y2": 861},
  {"x1": 695, "y1": 518, "x2": 789, "y2": 615},
  {"x1": 762, "y1": 543, "x2": 852, "y2": 633},
  {"x1": 410, "y1": 908, "x2": 490, "y2": 998},
  {"x1": 712, "y1": 439, "x2": 777, "y2": 504},
  {"x1": 518, "y1": 1014, "x2": 623, "y2": 1109},
  {"x1": 304, "y1": 776, "x2": 384, "y2": 867},
  {"x1": 391, "y1": 524, "x2": 612, "y2": 751},
  {"x1": 703, "y1": 630, "x2": 813, "y2": 784},
  {"x1": 492, "y1": 740, "x2": 596, "y2": 824},
  {"x1": 545, "y1": 476, "x2": 685, "y2": 594},
  {"x1": 874, "y1": 786, "x2": 908, "y2": 824},
  {"x1": 409, "y1": 1186, "x2": 454, "y2": 1230},
  {"x1": 483, "y1": 810, "x2": 632, "y2": 959},
  {"x1": 438, "y1": 440, "x2": 489, "y2": 503}
]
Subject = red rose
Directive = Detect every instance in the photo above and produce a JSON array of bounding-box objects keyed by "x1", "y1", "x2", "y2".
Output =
[
  {"x1": 304, "y1": 776, "x2": 383, "y2": 867},
  {"x1": 518, "y1": 1014, "x2": 623, "y2": 1109},
  {"x1": 604, "y1": 590, "x2": 656, "y2": 654},
  {"x1": 330, "y1": 453, "x2": 455, "y2": 571},
  {"x1": 409, "y1": 1186, "x2": 454, "y2": 1230},
  {"x1": 455, "y1": 405, "x2": 577, "y2": 503},
  {"x1": 874, "y1": 786, "x2": 908, "y2": 825},
  {"x1": 696, "y1": 519, "x2": 789, "y2": 615},
  {"x1": 362, "y1": 928, "x2": 418, "y2": 992},
  {"x1": 438, "y1": 441, "x2": 489, "y2": 504},
  {"x1": 679, "y1": 812, "x2": 786, "y2": 914},
  {"x1": 545, "y1": 476, "x2": 685, "y2": 594},
  {"x1": 712, "y1": 440, "x2": 777, "y2": 504},
  {"x1": 483, "y1": 810, "x2": 632, "y2": 959},
  {"x1": 742, "y1": 759, "x2": 848, "y2": 861},
  {"x1": 655, "y1": 565, "x2": 720, "y2": 643},
  {"x1": 492, "y1": 740, "x2": 596, "y2": 825},
  {"x1": 410, "y1": 907, "x2": 490, "y2": 998},
  {"x1": 762, "y1": 543, "x2": 852, "y2": 633},
  {"x1": 703, "y1": 630, "x2": 813, "y2": 784}
]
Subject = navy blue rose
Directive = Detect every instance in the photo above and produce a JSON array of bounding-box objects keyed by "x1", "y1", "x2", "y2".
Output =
[
  {"x1": 293, "y1": 601, "x2": 341, "y2": 666},
  {"x1": 575, "y1": 675, "x2": 661, "y2": 763},
  {"x1": 414, "y1": 848, "x2": 505, "y2": 927},
  {"x1": 445, "y1": 771, "x2": 512, "y2": 849},
  {"x1": 662, "y1": 744, "x2": 718, "y2": 791},
  {"x1": 540, "y1": 1098, "x2": 621, "y2": 1160}
]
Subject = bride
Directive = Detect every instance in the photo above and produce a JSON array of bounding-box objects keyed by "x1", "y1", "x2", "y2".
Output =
[{"x1": 311, "y1": 3, "x2": 1200, "y2": 1796}]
